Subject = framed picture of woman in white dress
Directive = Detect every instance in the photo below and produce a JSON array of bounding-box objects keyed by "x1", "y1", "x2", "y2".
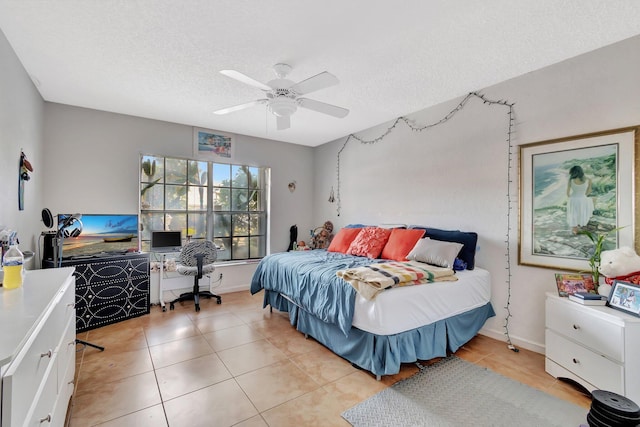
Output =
[{"x1": 519, "y1": 126, "x2": 639, "y2": 271}]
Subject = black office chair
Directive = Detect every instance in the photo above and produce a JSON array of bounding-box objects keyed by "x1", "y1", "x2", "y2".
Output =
[{"x1": 169, "y1": 240, "x2": 221, "y2": 312}]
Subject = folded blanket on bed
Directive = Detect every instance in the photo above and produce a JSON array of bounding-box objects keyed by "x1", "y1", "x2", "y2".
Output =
[{"x1": 337, "y1": 260, "x2": 457, "y2": 300}]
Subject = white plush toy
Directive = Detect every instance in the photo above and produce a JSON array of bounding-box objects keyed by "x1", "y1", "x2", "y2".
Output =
[{"x1": 598, "y1": 246, "x2": 640, "y2": 295}]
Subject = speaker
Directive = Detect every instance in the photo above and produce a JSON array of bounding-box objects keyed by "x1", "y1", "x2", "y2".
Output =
[{"x1": 43, "y1": 231, "x2": 56, "y2": 261}]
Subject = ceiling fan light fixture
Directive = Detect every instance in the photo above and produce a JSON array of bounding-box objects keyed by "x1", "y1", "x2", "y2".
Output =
[
  {"x1": 268, "y1": 97, "x2": 297, "y2": 117},
  {"x1": 216, "y1": 63, "x2": 348, "y2": 129}
]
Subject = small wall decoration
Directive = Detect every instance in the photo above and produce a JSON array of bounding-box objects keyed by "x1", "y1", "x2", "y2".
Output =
[
  {"x1": 607, "y1": 280, "x2": 640, "y2": 317},
  {"x1": 193, "y1": 127, "x2": 234, "y2": 160},
  {"x1": 18, "y1": 151, "x2": 33, "y2": 211},
  {"x1": 519, "y1": 126, "x2": 639, "y2": 272}
]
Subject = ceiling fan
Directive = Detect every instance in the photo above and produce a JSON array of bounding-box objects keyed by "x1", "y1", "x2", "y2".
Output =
[{"x1": 214, "y1": 63, "x2": 349, "y2": 130}]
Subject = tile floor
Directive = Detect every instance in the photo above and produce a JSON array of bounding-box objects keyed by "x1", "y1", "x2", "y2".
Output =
[{"x1": 69, "y1": 290, "x2": 591, "y2": 426}]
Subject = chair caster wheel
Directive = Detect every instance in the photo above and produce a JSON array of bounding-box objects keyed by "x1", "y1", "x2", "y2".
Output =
[
  {"x1": 216, "y1": 298, "x2": 222, "y2": 304},
  {"x1": 195, "y1": 304, "x2": 200, "y2": 312},
  {"x1": 162, "y1": 306, "x2": 167, "y2": 312},
  {"x1": 169, "y1": 303, "x2": 175, "y2": 310}
]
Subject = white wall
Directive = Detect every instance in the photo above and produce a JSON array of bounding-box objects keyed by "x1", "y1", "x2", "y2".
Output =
[
  {"x1": 0, "y1": 28, "x2": 44, "y2": 269},
  {"x1": 40, "y1": 104, "x2": 315, "y2": 294},
  {"x1": 313, "y1": 34, "x2": 640, "y2": 353}
]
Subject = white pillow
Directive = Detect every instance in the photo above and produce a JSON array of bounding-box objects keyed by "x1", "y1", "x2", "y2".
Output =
[{"x1": 407, "y1": 237, "x2": 463, "y2": 268}]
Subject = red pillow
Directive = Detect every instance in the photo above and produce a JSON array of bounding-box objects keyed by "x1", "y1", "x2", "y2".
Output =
[
  {"x1": 327, "y1": 228, "x2": 362, "y2": 253},
  {"x1": 347, "y1": 227, "x2": 392, "y2": 258},
  {"x1": 381, "y1": 228, "x2": 426, "y2": 261}
]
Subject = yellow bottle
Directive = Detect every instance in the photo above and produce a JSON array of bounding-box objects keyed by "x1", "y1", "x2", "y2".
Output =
[{"x1": 2, "y1": 245, "x2": 24, "y2": 289}]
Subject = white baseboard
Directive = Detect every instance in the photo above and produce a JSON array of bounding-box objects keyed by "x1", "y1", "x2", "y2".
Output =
[{"x1": 479, "y1": 326, "x2": 545, "y2": 355}]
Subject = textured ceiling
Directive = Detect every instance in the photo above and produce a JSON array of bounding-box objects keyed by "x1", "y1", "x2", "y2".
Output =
[{"x1": 2, "y1": 1, "x2": 640, "y2": 147}]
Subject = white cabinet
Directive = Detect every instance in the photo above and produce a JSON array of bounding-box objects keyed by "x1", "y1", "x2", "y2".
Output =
[
  {"x1": 545, "y1": 292, "x2": 640, "y2": 404},
  {"x1": 0, "y1": 268, "x2": 75, "y2": 427}
]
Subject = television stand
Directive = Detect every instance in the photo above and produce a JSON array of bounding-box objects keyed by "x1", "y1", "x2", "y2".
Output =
[{"x1": 43, "y1": 252, "x2": 150, "y2": 332}]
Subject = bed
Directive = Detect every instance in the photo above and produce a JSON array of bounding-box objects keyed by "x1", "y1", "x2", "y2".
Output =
[{"x1": 250, "y1": 226, "x2": 495, "y2": 378}]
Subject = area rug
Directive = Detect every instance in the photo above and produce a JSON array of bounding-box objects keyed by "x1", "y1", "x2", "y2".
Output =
[{"x1": 342, "y1": 356, "x2": 588, "y2": 427}]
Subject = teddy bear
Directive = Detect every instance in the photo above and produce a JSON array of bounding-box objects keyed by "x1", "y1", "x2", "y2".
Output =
[
  {"x1": 598, "y1": 246, "x2": 640, "y2": 295},
  {"x1": 310, "y1": 221, "x2": 334, "y2": 249}
]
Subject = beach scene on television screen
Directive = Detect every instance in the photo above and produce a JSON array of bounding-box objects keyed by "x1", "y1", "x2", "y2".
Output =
[{"x1": 61, "y1": 214, "x2": 139, "y2": 257}]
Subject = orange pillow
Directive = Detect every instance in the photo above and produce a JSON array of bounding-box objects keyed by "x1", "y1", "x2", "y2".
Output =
[
  {"x1": 327, "y1": 228, "x2": 362, "y2": 253},
  {"x1": 381, "y1": 228, "x2": 426, "y2": 261},
  {"x1": 347, "y1": 227, "x2": 392, "y2": 258}
]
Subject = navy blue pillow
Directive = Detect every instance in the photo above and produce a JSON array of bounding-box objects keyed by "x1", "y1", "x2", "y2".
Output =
[{"x1": 409, "y1": 226, "x2": 478, "y2": 270}]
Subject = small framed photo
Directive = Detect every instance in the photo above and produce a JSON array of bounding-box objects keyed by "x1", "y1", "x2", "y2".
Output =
[
  {"x1": 607, "y1": 280, "x2": 640, "y2": 317},
  {"x1": 193, "y1": 127, "x2": 234, "y2": 160},
  {"x1": 554, "y1": 273, "x2": 595, "y2": 297}
]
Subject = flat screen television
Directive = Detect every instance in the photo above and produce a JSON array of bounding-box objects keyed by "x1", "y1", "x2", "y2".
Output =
[{"x1": 57, "y1": 213, "x2": 140, "y2": 258}]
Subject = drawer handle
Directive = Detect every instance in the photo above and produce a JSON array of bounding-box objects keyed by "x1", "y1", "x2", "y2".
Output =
[
  {"x1": 67, "y1": 302, "x2": 75, "y2": 308},
  {"x1": 572, "y1": 358, "x2": 580, "y2": 364},
  {"x1": 40, "y1": 349, "x2": 52, "y2": 358},
  {"x1": 572, "y1": 324, "x2": 580, "y2": 330},
  {"x1": 39, "y1": 414, "x2": 51, "y2": 423}
]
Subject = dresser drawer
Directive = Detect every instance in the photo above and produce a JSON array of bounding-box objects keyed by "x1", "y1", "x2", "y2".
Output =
[
  {"x1": 546, "y1": 329, "x2": 624, "y2": 395},
  {"x1": 57, "y1": 317, "x2": 76, "y2": 392},
  {"x1": 73, "y1": 258, "x2": 149, "y2": 287},
  {"x1": 24, "y1": 356, "x2": 58, "y2": 427},
  {"x1": 2, "y1": 305, "x2": 62, "y2": 425},
  {"x1": 546, "y1": 297, "x2": 624, "y2": 361},
  {"x1": 76, "y1": 276, "x2": 148, "y2": 308},
  {"x1": 76, "y1": 294, "x2": 149, "y2": 332}
]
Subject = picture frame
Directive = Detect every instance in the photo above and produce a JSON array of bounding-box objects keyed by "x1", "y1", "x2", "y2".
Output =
[
  {"x1": 519, "y1": 126, "x2": 639, "y2": 271},
  {"x1": 193, "y1": 127, "x2": 234, "y2": 160},
  {"x1": 607, "y1": 280, "x2": 640, "y2": 317},
  {"x1": 554, "y1": 273, "x2": 595, "y2": 297}
]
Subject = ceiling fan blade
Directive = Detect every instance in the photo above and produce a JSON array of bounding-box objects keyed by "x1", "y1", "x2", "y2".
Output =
[
  {"x1": 276, "y1": 115, "x2": 290, "y2": 130},
  {"x1": 289, "y1": 71, "x2": 339, "y2": 95},
  {"x1": 297, "y1": 98, "x2": 349, "y2": 118},
  {"x1": 213, "y1": 99, "x2": 267, "y2": 115},
  {"x1": 220, "y1": 70, "x2": 272, "y2": 91}
]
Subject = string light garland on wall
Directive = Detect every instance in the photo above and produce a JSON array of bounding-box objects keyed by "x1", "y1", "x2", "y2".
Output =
[{"x1": 334, "y1": 91, "x2": 518, "y2": 351}]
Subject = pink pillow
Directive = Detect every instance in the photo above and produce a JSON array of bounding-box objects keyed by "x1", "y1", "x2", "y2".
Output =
[
  {"x1": 327, "y1": 228, "x2": 362, "y2": 253},
  {"x1": 381, "y1": 228, "x2": 426, "y2": 261},
  {"x1": 347, "y1": 227, "x2": 392, "y2": 258}
]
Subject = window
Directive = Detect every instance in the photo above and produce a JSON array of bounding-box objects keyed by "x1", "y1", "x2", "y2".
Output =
[{"x1": 140, "y1": 155, "x2": 269, "y2": 261}]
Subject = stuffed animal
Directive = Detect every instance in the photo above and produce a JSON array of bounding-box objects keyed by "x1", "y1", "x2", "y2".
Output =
[
  {"x1": 598, "y1": 247, "x2": 640, "y2": 286},
  {"x1": 310, "y1": 221, "x2": 334, "y2": 249}
]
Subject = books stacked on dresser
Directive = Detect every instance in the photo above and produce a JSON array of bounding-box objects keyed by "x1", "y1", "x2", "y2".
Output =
[{"x1": 569, "y1": 291, "x2": 607, "y2": 305}]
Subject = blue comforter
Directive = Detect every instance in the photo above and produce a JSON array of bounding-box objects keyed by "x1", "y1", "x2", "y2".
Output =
[{"x1": 250, "y1": 250, "x2": 378, "y2": 335}]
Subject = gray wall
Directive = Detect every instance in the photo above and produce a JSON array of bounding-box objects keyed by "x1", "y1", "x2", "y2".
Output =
[
  {"x1": 312, "y1": 34, "x2": 640, "y2": 353},
  {"x1": 42, "y1": 104, "x2": 315, "y2": 293},
  {"x1": 0, "y1": 28, "x2": 44, "y2": 267}
]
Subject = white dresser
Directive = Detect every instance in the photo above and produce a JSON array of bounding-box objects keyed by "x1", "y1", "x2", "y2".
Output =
[
  {"x1": 0, "y1": 268, "x2": 76, "y2": 427},
  {"x1": 545, "y1": 292, "x2": 640, "y2": 404}
]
